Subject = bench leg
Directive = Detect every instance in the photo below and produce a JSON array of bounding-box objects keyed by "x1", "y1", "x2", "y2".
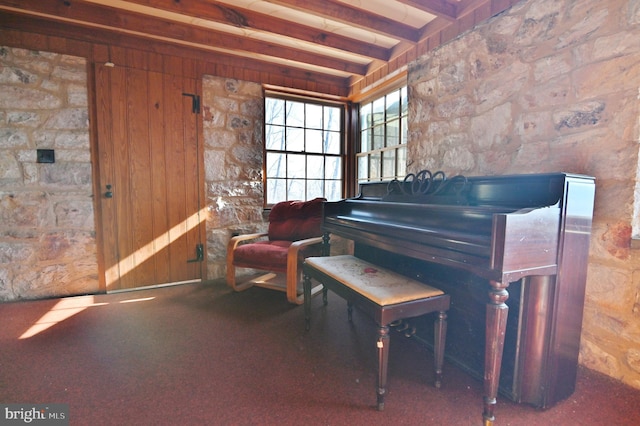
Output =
[
  {"x1": 434, "y1": 310, "x2": 448, "y2": 389},
  {"x1": 303, "y1": 272, "x2": 312, "y2": 331},
  {"x1": 376, "y1": 325, "x2": 390, "y2": 411}
]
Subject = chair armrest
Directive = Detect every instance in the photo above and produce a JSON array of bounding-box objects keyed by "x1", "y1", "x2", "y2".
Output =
[
  {"x1": 287, "y1": 236, "x2": 325, "y2": 274},
  {"x1": 227, "y1": 232, "x2": 268, "y2": 252},
  {"x1": 226, "y1": 232, "x2": 269, "y2": 292},
  {"x1": 288, "y1": 236, "x2": 324, "y2": 253},
  {"x1": 286, "y1": 236, "x2": 324, "y2": 304}
]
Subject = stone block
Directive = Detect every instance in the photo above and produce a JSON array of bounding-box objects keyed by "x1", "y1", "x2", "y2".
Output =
[{"x1": 0, "y1": 153, "x2": 21, "y2": 179}]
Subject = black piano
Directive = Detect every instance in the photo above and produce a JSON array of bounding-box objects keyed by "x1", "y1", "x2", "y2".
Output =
[{"x1": 320, "y1": 171, "x2": 595, "y2": 425}]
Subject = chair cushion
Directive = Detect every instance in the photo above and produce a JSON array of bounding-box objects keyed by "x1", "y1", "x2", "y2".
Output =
[
  {"x1": 233, "y1": 240, "x2": 323, "y2": 271},
  {"x1": 268, "y1": 197, "x2": 325, "y2": 241}
]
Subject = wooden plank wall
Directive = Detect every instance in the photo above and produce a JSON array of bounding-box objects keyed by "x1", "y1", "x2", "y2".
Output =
[{"x1": 0, "y1": 22, "x2": 349, "y2": 97}]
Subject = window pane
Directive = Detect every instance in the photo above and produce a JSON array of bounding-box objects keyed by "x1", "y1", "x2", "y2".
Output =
[
  {"x1": 386, "y1": 89, "x2": 400, "y2": 121},
  {"x1": 286, "y1": 127, "x2": 304, "y2": 151},
  {"x1": 401, "y1": 86, "x2": 408, "y2": 116},
  {"x1": 397, "y1": 147, "x2": 407, "y2": 177},
  {"x1": 288, "y1": 179, "x2": 305, "y2": 200},
  {"x1": 324, "y1": 106, "x2": 341, "y2": 131},
  {"x1": 361, "y1": 128, "x2": 372, "y2": 152},
  {"x1": 306, "y1": 129, "x2": 323, "y2": 153},
  {"x1": 324, "y1": 131, "x2": 341, "y2": 154},
  {"x1": 288, "y1": 154, "x2": 305, "y2": 178},
  {"x1": 265, "y1": 98, "x2": 285, "y2": 125},
  {"x1": 369, "y1": 152, "x2": 381, "y2": 180},
  {"x1": 307, "y1": 155, "x2": 324, "y2": 179},
  {"x1": 306, "y1": 103, "x2": 323, "y2": 129},
  {"x1": 325, "y1": 180, "x2": 342, "y2": 201},
  {"x1": 357, "y1": 155, "x2": 368, "y2": 181},
  {"x1": 386, "y1": 119, "x2": 400, "y2": 147},
  {"x1": 325, "y1": 156, "x2": 341, "y2": 180},
  {"x1": 382, "y1": 150, "x2": 396, "y2": 180},
  {"x1": 266, "y1": 152, "x2": 286, "y2": 178},
  {"x1": 267, "y1": 178, "x2": 286, "y2": 204},
  {"x1": 307, "y1": 180, "x2": 324, "y2": 199},
  {"x1": 373, "y1": 125, "x2": 384, "y2": 150},
  {"x1": 265, "y1": 124, "x2": 285, "y2": 150},
  {"x1": 286, "y1": 100, "x2": 305, "y2": 127},
  {"x1": 372, "y1": 98, "x2": 385, "y2": 125},
  {"x1": 360, "y1": 103, "x2": 372, "y2": 129}
]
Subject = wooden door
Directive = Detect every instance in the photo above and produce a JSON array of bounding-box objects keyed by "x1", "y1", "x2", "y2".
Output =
[{"x1": 94, "y1": 64, "x2": 205, "y2": 291}]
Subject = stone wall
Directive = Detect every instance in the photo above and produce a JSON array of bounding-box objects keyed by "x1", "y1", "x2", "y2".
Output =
[
  {"x1": 0, "y1": 47, "x2": 98, "y2": 300},
  {"x1": 201, "y1": 76, "x2": 266, "y2": 279},
  {"x1": 407, "y1": 0, "x2": 640, "y2": 389}
]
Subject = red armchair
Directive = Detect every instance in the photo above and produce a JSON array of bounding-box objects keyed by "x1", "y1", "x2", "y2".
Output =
[{"x1": 226, "y1": 198, "x2": 326, "y2": 304}]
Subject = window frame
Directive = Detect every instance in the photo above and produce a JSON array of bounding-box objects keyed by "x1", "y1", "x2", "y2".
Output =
[
  {"x1": 263, "y1": 91, "x2": 346, "y2": 208},
  {"x1": 356, "y1": 83, "x2": 408, "y2": 185}
]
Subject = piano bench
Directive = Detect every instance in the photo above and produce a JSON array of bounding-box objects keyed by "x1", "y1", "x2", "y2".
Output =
[{"x1": 302, "y1": 255, "x2": 450, "y2": 411}]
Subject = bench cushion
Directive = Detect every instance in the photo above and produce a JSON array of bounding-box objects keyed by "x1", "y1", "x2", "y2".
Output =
[{"x1": 305, "y1": 255, "x2": 443, "y2": 306}]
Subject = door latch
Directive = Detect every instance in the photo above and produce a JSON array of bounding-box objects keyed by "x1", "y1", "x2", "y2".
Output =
[
  {"x1": 105, "y1": 184, "x2": 113, "y2": 198},
  {"x1": 187, "y1": 243, "x2": 204, "y2": 263}
]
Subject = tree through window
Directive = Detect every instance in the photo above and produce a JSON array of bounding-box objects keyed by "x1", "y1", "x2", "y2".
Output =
[{"x1": 264, "y1": 95, "x2": 344, "y2": 206}]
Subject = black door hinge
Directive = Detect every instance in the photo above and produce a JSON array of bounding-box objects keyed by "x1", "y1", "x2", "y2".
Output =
[
  {"x1": 182, "y1": 93, "x2": 200, "y2": 114},
  {"x1": 187, "y1": 243, "x2": 204, "y2": 263}
]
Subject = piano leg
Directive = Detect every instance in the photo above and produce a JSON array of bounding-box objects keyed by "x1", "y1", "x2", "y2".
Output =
[
  {"x1": 434, "y1": 311, "x2": 448, "y2": 389},
  {"x1": 376, "y1": 325, "x2": 390, "y2": 411},
  {"x1": 483, "y1": 280, "x2": 509, "y2": 426}
]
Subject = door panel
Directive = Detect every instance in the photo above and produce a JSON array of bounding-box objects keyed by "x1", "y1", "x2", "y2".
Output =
[{"x1": 95, "y1": 64, "x2": 204, "y2": 291}]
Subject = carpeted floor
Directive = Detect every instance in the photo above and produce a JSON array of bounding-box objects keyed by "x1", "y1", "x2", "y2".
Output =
[{"x1": 1, "y1": 280, "x2": 639, "y2": 425}]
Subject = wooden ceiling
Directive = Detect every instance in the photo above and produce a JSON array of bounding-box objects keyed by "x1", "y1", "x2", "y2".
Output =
[{"x1": 0, "y1": 0, "x2": 515, "y2": 98}]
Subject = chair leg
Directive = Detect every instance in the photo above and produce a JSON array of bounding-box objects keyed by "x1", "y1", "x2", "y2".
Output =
[
  {"x1": 433, "y1": 310, "x2": 448, "y2": 389},
  {"x1": 284, "y1": 262, "x2": 300, "y2": 304},
  {"x1": 225, "y1": 264, "x2": 255, "y2": 292},
  {"x1": 376, "y1": 325, "x2": 390, "y2": 411},
  {"x1": 225, "y1": 259, "x2": 235, "y2": 289},
  {"x1": 304, "y1": 271, "x2": 312, "y2": 331}
]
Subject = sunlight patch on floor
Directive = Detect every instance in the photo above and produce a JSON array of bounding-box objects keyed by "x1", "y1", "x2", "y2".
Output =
[{"x1": 18, "y1": 295, "x2": 155, "y2": 339}]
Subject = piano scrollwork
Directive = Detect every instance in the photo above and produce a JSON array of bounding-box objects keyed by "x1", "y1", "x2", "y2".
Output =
[{"x1": 384, "y1": 169, "x2": 469, "y2": 204}]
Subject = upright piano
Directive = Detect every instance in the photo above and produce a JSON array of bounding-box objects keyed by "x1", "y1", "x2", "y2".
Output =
[{"x1": 321, "y1": 171, "x2": 595, "y2": 425}]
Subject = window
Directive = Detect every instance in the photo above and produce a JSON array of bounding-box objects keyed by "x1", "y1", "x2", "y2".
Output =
[
  {"x1": 264, "y1": 95, "x2": 344, "y2": 206},
  {"x1": 357, "y1": 86, "x2": 408, "y2": 183}
]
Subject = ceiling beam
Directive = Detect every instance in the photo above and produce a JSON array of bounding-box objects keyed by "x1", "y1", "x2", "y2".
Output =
[
  {"x1": 396, "y1": 0, "x2": 457, "y2": 20},
  {"x1": 0, "y1": 0, "x2": 368, "y2": 75},
  {"x1": 0, "y1": 11, "x2": 351, "y2": 96},
  {"x1": 0, "y1": 0, "x2": 519, "y2": 99},
  {"x1": 267, "y1": 0, "x2": 421, "y2": 42},
  {"x1": 125, "y1": 0, "x2": 392, "y2": 61}
]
